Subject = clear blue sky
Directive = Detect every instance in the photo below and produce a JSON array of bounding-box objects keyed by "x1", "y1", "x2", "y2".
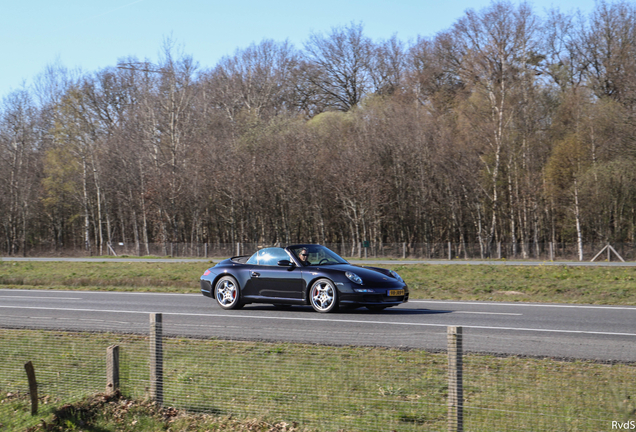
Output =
[{"x1": 2, "y1": 0, "x2": 599, "y2": 99}]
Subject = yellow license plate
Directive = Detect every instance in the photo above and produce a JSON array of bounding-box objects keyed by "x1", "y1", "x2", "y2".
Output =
[{"x1": 388, "y1": 289, "x2": 405, "y2": 296}]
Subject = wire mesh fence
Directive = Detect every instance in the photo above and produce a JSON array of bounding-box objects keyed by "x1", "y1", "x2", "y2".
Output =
[
  {"x1": 10, "y1": 241, "x2": 636, "y2": 262},
  {"x1": 1, "y1": 314, "x2": 634, "y2": 431},
  {"x1": 461, "y1": 354, "x2": 635, "y2": 431}
]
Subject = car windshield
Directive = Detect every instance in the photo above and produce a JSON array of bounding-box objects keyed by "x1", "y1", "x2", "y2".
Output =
[{"x1": 290, "y1": 245, "x2": 348, "y2": 266}]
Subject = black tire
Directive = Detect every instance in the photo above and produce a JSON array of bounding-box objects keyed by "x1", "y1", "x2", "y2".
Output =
[
  {"x1": 309, "y1": 278, "x2": 339, "y2": 313},
  {"x1": 214, "y1": 276, "x2": 243, "y2": 310}
]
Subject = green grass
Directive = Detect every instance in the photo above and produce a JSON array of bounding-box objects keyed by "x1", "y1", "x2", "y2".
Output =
[
  {"x1": 1, "y1": 260, "x2": 636, "y2": 305},
  {"x1": 393, "y1": 264, "x2": 636, "y2": 305},
  {"x1": 0, "y1": 260, "x2": 204, "y2": 292},
  {"x1": 1, "y1": 329, "x2": 634, "y2": 431}
]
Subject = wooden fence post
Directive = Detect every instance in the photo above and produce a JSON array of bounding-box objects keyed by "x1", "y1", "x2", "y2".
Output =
[
  {"x1": 447, "y1": 326, "x2": 463, "y2": 432},
  {"x1": 106, "y1": 345, "x2": 120, "y2": 395},
  {"x1": 24, "y1": 361, "x2": 38, "y2": 415},
  {"x1": 150, "y1": 313, "x2": 163, "y2": 405}
]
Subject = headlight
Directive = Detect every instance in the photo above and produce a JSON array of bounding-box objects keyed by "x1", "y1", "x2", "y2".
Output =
[
  {"x1": 389, "y1": 270, "x2": 403, "y2": 282},
  {"x1": 345, "y1": 271, "x2": 363, "y2": 285}
]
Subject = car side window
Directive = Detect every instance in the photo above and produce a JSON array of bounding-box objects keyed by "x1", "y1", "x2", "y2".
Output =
[{"x1": 246, "y1": 248, "x2": 289, "y2": 266}]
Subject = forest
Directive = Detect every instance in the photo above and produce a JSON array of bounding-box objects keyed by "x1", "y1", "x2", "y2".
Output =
[{"x1": 2, "y1": 1, "x2": 636, "y2": 259}]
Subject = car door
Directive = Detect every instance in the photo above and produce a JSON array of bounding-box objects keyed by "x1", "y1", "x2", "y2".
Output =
[
  {"x1": 246, "y1": 248, "x2": 304, "y2": 300},
  {"x1": 251, "y1": 266, "x2": 304, "y2": 300}
]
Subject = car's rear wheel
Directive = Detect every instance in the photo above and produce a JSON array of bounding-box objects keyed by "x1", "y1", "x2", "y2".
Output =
[
  {"x1": 309, "y1": 279, "x2": 339, "y2": 313},
  {"x1": 214, "y1": 276, "x2": 243, "y2": 310}
]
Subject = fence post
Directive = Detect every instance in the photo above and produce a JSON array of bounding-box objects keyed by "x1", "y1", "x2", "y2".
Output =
[
  {"x1": 24, "y1": 361, "x2": 38, "y2": 415},
  {"x1": 447, "y1": 326, "x2": 463, "y2": 432},
  {"x1": 150, "y1": 313, "x2": 163, "y2": 405},
  {"x1": 106, "y1": 345, "x2": 120, "y2": 395},
  {"x1": 402, "y1": 242, "x2": 406, "y2": 259},
  {"x1": 448, "y1": 242, "x2": 452, "y2": 260}
]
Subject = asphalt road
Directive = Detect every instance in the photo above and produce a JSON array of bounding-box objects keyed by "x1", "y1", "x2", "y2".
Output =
[{"x1": 1, "y1": 289, "x2": 634, "y2": 362}]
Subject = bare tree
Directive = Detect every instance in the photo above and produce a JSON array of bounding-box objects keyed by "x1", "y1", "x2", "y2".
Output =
[
  {"x1": 541, "y1": 8, "x2": 586, "y2": 91},
  {"x1": 302, "y1": 22, "x2": 373, "y2": 111},
  {"x1": 407, "y1": 35, "x2": 465, "y2": 111},
  {"x1": 580, "y1": 1, "x2": 636, "y2": 105},
  {"x1": 369, "y1": 35, "x2": 407, "y2": 96},
  {"x1": 205, "y1": 39, "x2": 300, "y2": 122}
]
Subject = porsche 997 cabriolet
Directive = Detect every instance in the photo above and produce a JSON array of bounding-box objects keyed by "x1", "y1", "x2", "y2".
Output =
[{"x1": 200, "y1": 244, "x2": 408, "y2": 313}]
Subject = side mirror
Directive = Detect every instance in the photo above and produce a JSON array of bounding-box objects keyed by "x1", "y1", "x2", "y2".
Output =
[{"x1": 277, "y1": 260, "x2": 294, "y2": 267}]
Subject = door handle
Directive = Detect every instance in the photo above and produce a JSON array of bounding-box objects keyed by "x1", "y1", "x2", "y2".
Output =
[{"x1": 251, "y1": 272, "x2": 260, "y2": 278}]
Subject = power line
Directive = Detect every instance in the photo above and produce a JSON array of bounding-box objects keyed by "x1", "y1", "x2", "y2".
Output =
[{"x1": 116, "y1": 62, "x2": 166, "y2": 74}]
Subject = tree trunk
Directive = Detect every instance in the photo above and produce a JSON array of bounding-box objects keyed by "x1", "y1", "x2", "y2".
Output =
[
  {"x1": 82, "y1": 156, "x2": 91, "y2": 254},
  {"x1": 574, "y1": 178, "x2": 583, "y2": 261}
]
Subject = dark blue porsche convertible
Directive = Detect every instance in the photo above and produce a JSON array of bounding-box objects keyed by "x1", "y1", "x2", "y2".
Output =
[{"x1": 200, "y1": 244, "x2": 408, "y2": 313}]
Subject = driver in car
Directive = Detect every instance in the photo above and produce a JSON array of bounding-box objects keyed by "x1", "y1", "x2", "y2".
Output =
[{"x1": 298, "y1": 248, "x2": 311, "y2": 266}]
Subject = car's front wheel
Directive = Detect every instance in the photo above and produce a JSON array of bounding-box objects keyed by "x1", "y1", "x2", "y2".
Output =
[
  {"x1": 309, "y1": 279, "x2": 339, "y2": 313},
  {"x1": 214, "y1": 276, "x2": 244, "y2": 310}
]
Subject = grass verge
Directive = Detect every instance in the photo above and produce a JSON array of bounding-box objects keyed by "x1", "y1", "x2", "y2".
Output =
[
  {"x1": 1, "y1": 329, "x2": 634, "y2": 431},
  {"x1": 1, "y1": 260, "x2": 636, "y2": 305}
]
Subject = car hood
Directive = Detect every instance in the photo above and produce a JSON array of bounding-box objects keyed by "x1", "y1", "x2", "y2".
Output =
[{"x1": 312, "y1": 263, "x2": 402, "y2": 285}]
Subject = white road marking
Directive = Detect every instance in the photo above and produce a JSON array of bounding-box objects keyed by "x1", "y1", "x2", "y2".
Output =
[
  {"x1": 0, "y1": 296, "x2": 82, "y2": 300},
  {"x1": 410, "y1": 300, "x2": 636, "y2": 311},
  {"x1": 453, "y1": 311, "x2": 522, "y2": 316},
  {"x1": 0, "y1": 289, "x2": 192, "y2": 297},
  {"x1": 0, "y1": 305, "x2": 635, "y2": 337}
]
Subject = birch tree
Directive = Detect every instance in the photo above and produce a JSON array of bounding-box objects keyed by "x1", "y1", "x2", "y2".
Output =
[
  {"x1": 0, "y1": 90, "x2": 39, "y2": 255},
  {"x1": 445, "y1": 1, "x2": 538, "y2": 250}
]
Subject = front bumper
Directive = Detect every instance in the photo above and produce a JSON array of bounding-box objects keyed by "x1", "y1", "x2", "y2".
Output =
[{"x1": 339, "y1": 285, "x2": 409, "y2": 306}]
